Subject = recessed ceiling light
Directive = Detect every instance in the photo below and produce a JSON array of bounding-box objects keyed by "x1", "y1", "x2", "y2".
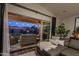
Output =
[{"x1": 63, "y1": 10, "x2": 67, "y2": 13}]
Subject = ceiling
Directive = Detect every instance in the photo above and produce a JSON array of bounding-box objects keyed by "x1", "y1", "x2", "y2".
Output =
[{"x1": 40, "y1": 3, "x2": 79, "y2": 19}]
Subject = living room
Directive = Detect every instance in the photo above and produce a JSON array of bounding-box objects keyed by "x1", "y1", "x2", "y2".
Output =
[{"x1": 1, "y1": 3, "x2": 79, "y2": 56}]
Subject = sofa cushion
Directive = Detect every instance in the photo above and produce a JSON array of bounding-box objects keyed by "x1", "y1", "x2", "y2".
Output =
[
  {"x1": 64, "y1": 38, "x2": 70, "y2": 46},
  {"x1": 61, "y1": 48, "x2": 79, "y2": 56},
  {"x1": 49, "y1": 36, "x2": 60, "y2": 45},
  {"x1": 49, "y1": 39, "x2": 59, "y2": 45},
  {"x1": 38, "y1": 42, "x2": 57, "y2": 51},
  {"x1": 47, "y1": 45, "x2": 67, "y2": 56},
  {"x1": 69, "y1": 39, "x2": 79, "y2": 50},
  {"x1": 47, "y1": 49, "x2": 60, "y2": 56}
]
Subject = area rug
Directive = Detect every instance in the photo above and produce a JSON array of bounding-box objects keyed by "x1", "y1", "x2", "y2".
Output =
[{"x1": 18, "y1": 51, "x2": 36, "y2": 56}]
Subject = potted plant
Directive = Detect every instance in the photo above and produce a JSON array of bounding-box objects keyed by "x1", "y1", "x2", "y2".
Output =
[{"x1": 55, "y1": 23, "x2": 70, "y2": 40}]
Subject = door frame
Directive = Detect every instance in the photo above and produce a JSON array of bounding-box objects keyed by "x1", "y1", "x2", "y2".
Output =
[{"x1": 0, "y1": 3, "x2": 5, "y2": 56}]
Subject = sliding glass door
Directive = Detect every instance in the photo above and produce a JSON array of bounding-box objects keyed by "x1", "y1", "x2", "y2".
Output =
[{"x1": 42, "y1": 21, "x2": 50, "y2": 41}]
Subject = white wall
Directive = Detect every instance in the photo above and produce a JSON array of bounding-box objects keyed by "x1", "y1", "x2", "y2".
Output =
[
  {"x1": 56, "y1": 17, "x2": 61, "y2": 27},
  {"x1": 60, "y1": 15, "x2": 79, "y2": 37}
]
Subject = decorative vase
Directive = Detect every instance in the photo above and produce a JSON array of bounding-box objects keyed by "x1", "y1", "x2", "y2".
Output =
[{"x1": 73, "y1": 32, "x2": 79, "y2": 39}]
